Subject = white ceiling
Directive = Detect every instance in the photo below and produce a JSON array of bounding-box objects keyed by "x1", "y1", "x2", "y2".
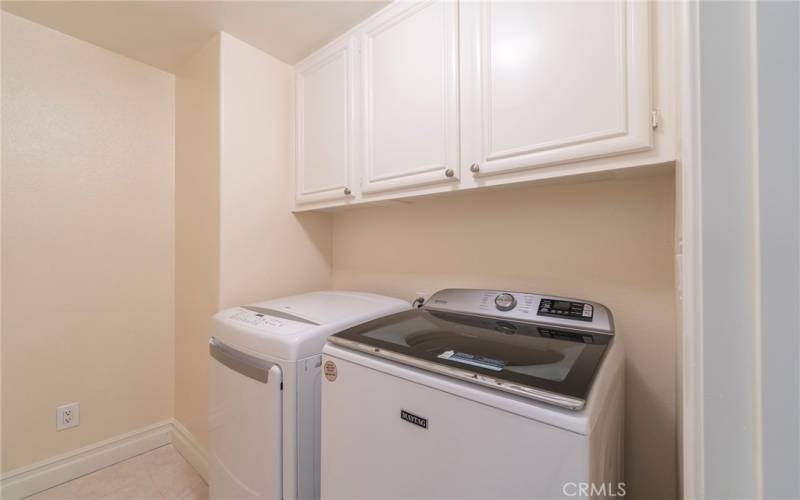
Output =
[{"x1": 1, "y1": 1, "x2": 389, "y2": 72}]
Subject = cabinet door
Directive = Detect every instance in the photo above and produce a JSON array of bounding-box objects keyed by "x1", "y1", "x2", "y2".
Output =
[
  {"x1": 461, "y1": 1, "x2": 652, "y2": 177},
  {"x1": 295, "y1": 37, "x2": 356, "y2": 205},
  {"x1": 360, "y1": 1, "x2": 460, "y2": 194}
]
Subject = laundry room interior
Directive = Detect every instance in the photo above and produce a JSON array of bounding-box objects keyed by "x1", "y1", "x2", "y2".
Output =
[{"x1": 2, "y1": 1, "x2": 797, "y2": 500}]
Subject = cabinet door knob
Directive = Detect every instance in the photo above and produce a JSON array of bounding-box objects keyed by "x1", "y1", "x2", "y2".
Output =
[
  {"x1": 445, "y1": 169, "x2": 455, "y2": 178},
  {"x1": 470, "y1": 163, "x2": 480, "y2": 173},
  {"x1": 343, "y1": 187, "x2": 352, "y2": 195}
]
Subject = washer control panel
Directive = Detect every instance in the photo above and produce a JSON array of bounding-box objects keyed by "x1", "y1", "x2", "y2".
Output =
[
  {"x1": 494, "y1": 293, "x2": 517, "y2": 311},
  {"x1": 424, "y1": 288, "x2": 613, "y2": 335},
  {"x1": 538, "y1": 299, "x2": 593, "y2": 321}
]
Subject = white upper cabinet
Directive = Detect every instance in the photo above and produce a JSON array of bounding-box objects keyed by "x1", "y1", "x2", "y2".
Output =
[
  {"x1": 359, "y1": 1, "x2": 460, "y2": 194},
  {"x1": 460, "y1": 1, "x2": 653, "y2": 177},
  {"x1": 295, "y1": 37, "x2": 356, "y2": 204},
  {"x1": 294, "y1": 0, "x2": 672, "y2": 211}
]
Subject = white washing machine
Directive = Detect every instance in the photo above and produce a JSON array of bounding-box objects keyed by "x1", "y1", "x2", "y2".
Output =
[
  {"x1": 321, "y1": 288, "x2": 624, "y2": 499},
  {"x1": 208, "y1": 291, "x2": 410, "y2": 500}
]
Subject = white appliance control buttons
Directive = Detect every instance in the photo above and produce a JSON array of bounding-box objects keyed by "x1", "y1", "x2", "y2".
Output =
[{"x1": 494, "y1": 293, "x2": 517, "y2": 311}]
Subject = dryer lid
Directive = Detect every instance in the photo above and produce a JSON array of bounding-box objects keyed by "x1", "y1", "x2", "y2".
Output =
[
  {"x1": 255, "y1": 290, "x2": 408, "y2": 326},
  {"x1": 212, "y1": 291, "x2": 411, "y2": 360}
]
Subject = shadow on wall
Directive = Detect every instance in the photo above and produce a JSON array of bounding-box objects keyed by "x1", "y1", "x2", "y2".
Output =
[
  {"x1": 625, "y1": 357, "x2": 678, "y2": 498},
  {"x1": 295, "y1": 212, "x2": 334, "y2": 271}
]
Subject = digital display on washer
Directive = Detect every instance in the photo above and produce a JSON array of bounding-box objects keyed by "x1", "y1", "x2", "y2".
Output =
[{"x1": 538, "y1": 298, "x2": 594, "y2": 321}]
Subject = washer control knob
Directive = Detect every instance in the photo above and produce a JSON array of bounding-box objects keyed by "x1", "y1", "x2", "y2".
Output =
[
  {"x1": 343, "y1": 187, "x2": 352, "y2": 195},
  {"x1": 495, "y1": 293, "x2": 517, "y2": 311}
]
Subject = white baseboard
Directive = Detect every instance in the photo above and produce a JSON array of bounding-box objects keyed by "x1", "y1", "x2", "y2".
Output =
[
  {"x1": 170, "y1": 419, "x2": 209, "y2": 483},
  {"x1": 0, "y1": 418, "x2": 208, "y2": 500}
]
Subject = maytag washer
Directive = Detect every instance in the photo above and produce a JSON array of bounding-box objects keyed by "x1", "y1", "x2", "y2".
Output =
[{"x1": 321, "y1": 288, "x2": 624, "y2": 499}]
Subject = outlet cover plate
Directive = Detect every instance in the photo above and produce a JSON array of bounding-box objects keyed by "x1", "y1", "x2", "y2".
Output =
[{"x1": 57, "y1": 402, "x2": 80, "y2": 431}]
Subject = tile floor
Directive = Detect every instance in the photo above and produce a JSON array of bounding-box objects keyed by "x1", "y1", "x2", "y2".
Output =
[{"x1": 26, "y1": 445, "x2": 207, "y2": 500}]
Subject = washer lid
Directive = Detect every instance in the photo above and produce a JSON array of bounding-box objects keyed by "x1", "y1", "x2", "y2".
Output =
[{"x1": 329, "y1": 308, "x2": 611, "y2": 410}]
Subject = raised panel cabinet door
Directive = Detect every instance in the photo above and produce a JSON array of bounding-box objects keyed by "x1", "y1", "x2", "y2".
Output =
[
  {"x1": 461, "y1": 1, "x2": 653, "y2": 177},
  {"x1": 295, "y1": 37, "x2": 356, "y2": 205},
  {"x1": 360, "y1": 1, "x2": 460, "y2": 194}
]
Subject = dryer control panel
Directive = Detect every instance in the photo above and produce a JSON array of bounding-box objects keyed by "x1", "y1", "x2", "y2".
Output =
[{"x1": 424, "y1": 289, "x2": 613, "y2": 335}]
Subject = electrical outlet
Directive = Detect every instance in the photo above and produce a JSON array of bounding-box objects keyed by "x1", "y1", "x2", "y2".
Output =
[{"x1": 57, "y1": 403, "x2": 80, "y2": 431}]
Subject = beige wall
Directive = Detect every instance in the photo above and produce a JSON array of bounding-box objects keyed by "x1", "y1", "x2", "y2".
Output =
[
  {"x1": 331, "y1": 172, "x2": 678, "y2": 500},
  {"x1": 174, "y1": 35, "x2": 221, "y2": 450},
  {"x1": 1, "y1": 13, "x2": 175, "y2": 472},
  {"x1": 173, "y1": 32, "x2": 332, "y2": 448},
  {"x1": 217, "y1": 33, "x2": 331, "y2": 309}
]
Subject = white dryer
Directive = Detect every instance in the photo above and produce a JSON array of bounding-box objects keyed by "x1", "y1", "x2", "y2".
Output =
[
  {"x1": 321, "y1": 288, "x2": 625, "y2": 499},
  {"x1": 208, "y1": 291, "x2": 409, "y2": 500}
]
